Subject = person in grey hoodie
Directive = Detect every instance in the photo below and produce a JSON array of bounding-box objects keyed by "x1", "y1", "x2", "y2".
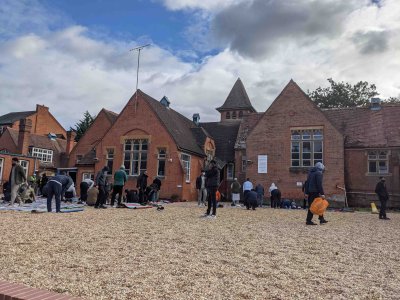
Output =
[
  {"x1": 47, "y1": 174, "x2": 73, "y2": 212},
  {"x1": 95, "y1": 166, "x2": 109, "y2": 209},
  {"x1": 305, "y1": 162, "x2": 328, "y2": 225}
]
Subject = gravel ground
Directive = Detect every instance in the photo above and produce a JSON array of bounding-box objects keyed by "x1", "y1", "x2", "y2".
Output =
[{"x1": 0, "y1": 203, "x2": 399, "y2": 300}]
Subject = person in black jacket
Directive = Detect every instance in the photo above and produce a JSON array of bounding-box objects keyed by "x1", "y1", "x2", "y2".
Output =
[
  {"x1": 95, "y1": 166, "x2": 109, "y2": 209},
  {"x1": 204, "y1": 160, "x2": 219, "y2": 218},
  {"x1": 244, "y1": 189, "x2": 258, "y2": 210},
  {"x1": 375, "y1": 177, "x2": 390, "y2": 220},
  {"x1": 136, "y1": 171, "x2": 148, "y2": 202},
  {"x1": 47, "y1": 174, "x2": 73, "y2": 212},
  {"x1": 305, "y1": 162, "x2": 328, "y2": 225}
]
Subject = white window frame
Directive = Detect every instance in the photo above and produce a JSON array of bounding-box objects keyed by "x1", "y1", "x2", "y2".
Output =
[
  {"x1": 20, "y1": 160, "x2": 29, "y2": 178},
  {"x1": 227, "y1": 163, "x2": 234, "y2": 180},
  {"x1": 368, "y1": 150, "x2": 389, "y2": 174},
  {"x1": 180, "y1": 153, "x2": 191, "y2": 182},
  {"x1": 291, "y1": 129, "x2": 323, "y2": 167},
  {"x1": 106, "y1": 148, "x2": 114, "y2": 174},
  {"x1": 30, "y1": 147, "x2": 53, "y2": 163},
  {"x1": 157, "y1": 148, "x2": 167, "y2": 177},
  {"x1": 82, "y1": 172, "x2": 94, "y2": 181},
  {"x1": 0, "y1": 158, "x2": 3, "y2": 183},
  {"x1": 124, "y1": 139, "x2": 148, "y2": 176}
]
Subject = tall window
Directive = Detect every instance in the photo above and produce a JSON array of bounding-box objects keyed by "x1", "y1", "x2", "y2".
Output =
[
  {"x1": 20, "y1": 160, "x2": 29, "y2": 178},
  {"x1": 181, "y1": 153, "x2": 191, "y2": 182},
  {"x1": 368, "y1": 150, "x2": 389, "y2": 174},
  {"x1": 0, "y1": 158, "x2": 3, "y2": 183},
  {"x1": 232, "y1": 111, "x2": 237, "y2": 119},
  {"x1": 106, "y1": 148, "x2": 114, "y2": 174},
  {"x1": 226, "y1": 112, "x2": 231, "y2": 119},
  {"x1": 291, "y1": 129, "x2": 323, "y2": 167},
  {"x1": 29, "y1": 147, "x2": 53, "y2": 163},
  {"x1": 124, "y1": 139, "x2": 148, "y2": 175},
  {"x1": 239, "y1": 111, "x2": 243, "y2": 118},
  {"x1": 227, "y1": 163, "x2": 234, "y2": 180},
  {"x1": 157, "y1": 148, "x2": 166, "y2": 177},
  {"x1": 242, "y1": 157, "x2": 247, "y2": 172}
]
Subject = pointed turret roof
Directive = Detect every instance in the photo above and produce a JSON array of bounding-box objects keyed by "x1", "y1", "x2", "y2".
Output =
[{"x1": 216, "y1": 78, "x2": 256, "y2": 112}]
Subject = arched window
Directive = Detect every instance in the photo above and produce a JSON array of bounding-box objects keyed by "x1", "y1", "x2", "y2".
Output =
[
  {"x1": 226, "y1": 111, "x2": 231, "y2": 119},
  {"x1": 239, "y1": 111, "x2": 243, "y2": 118},
  {"x1": 232, "y1": 111, "x2": 237, "y2": 119}
]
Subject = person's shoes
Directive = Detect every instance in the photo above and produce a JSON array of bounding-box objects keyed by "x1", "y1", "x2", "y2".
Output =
[
  {"x1": 202, "y1": 213, "x2": 210, "y2": 218},
  {"x1": 383, "y1": 217, "x2": 391, "y2": 220},
  {"x1": 100, "y1": 205, "x2": 107, "y2": 209},
  {"x1": 320, "y1": 219, "x2": 328, "y2": 224},
  {"x1": 306, "y1": 221, "x2": 317, "y2": 225},
  {"x1": 208, "y1": 215, "x2": 216, "y2": 219},
  {"x1": 94, "y1": 206, "x2": 99, "y2": 209}
]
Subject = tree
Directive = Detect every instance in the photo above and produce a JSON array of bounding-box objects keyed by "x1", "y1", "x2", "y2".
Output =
[
  {"x1": 71, "y1": 111, "x2": 95, "y2": 142},
  {"x1": 308, "y1": 78, "x2": 379, "y2": 108}
]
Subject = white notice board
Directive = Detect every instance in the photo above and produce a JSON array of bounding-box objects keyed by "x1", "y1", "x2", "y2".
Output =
[{"x1": 258, "y1": 155, "x2": 268, "y2": 173}]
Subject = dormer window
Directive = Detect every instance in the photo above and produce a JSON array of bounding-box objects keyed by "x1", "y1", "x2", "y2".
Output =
[
  {"x1": 232, "y1": 111, "x2": 237, "y2": 119},
  {"x1": 226, "y1": 112, "x2": 231, "y2": 119},
  {"x1": 239, "y1": 111, "x2": 243, "y2": 118}
]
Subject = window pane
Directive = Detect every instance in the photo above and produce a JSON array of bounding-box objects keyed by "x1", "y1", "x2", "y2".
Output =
[
  {"x1": 292, "y1": 153, "x2": 299, "y2": 159},
  {"x1": 369, "y1": 161, "x2": 377, "y2": 173},
  {"x1": 303, "y1": 160, "x2": 311, "y2": 166},
  {"x1": 133, "y1": 152, "x2": 139, "y2": 160},
  {"x1": 314, "y1": 141, "x2": 323, "y2": 153},
  {"x1": 140, "y1": 160, "x2": 147, "y2": 171},
  {"x1": 132, "y1": 161, "x2": 139, "y2": 175},
  {"x1": 291, "y1": 160, "x2": 300, "y2": 167},
  {"x1": 314, "y1": 159, "x2": 323, "y2": 164},
  {"x1": 303, "y1": 153, "x2": 311, "y2": 160},
  {"x1": 133, "y1": 140, "x2": 140, "y2": 150},
  {"x1": 303, "y1": 142, "x2": 311, "y2": 152},
  {"x1": 125, "y1": 143, "x2": 131, "y2": 151},
  {"x1": 124, "y1": 160, "x2": 131, "y2": 174},
  {"x1": 158, "y1": 160, "x2": 165, "y2": 176},
  {"x1": 313, "y1": 130, "x2": 323, "y2": 140},
  {"x1": 141, "y1": 152, "x2": 147, "y2": 161},
  {"x1": 141, "y1": 140, "x2": 148, "y2": 150},
  {"x1": 379, "y1": 161, "x2": 388, "y2": 173},
  {"x1": 291, "y1": 131, "x2": 301, "y2": 140},
  {"x1": 314, "y1": 153, "x2": 323, "y2": 160},
  {"x1": 291, "y1": 142, "x2": 299, "y2": 153},
  {"x1": 302, "y1": 131, "x2": 311, "y2": 140}
]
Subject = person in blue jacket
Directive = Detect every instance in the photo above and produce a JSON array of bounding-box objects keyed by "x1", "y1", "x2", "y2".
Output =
[
  {"x1": 47, "y1": 174, "x2": 73, "y2": 212},
  {"x1": 305, "y1": 162, "x2": 328, "y2": 225}
]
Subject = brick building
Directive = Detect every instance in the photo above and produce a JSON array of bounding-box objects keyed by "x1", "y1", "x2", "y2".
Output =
[{"x1": 0, "y1": 105, "x2": 74, "y2": 185}]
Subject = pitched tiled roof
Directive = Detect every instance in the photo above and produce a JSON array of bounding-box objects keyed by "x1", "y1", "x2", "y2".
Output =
[
  {"x1": 0, "y1": 111, "x2": 35, "y2": 125},
  {"x1": 200, "y1": 121, "x2": 241, "y2": 162},
  {"x1": 139, "y1": 90, "x2": 205, "y2": 157},
  {"x1": 235, "y1": 113, "x2": 264, "y2": 149},
  {"x1": 216, "y1": 78, "x2": 256, "y2": 112},
  {"x1": 323, "y1": 104, "x2": 400, "y2": 148},
  {"x1": 76, "y1": 149, "x2": 96, "y2": 165}
]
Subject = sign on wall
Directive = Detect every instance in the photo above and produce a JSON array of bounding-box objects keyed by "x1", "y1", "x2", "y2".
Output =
[{"x1": 258, "y1": 155, "x2": 268, "y2": 173}]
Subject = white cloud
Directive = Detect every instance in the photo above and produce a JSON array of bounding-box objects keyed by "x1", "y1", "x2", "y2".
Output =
[
  {"x1": 1, "y1": 0, "x2": 400, "y2": 133},
  {"x1": 158, "y1": 0, "x2": 243, "y2": 11}
]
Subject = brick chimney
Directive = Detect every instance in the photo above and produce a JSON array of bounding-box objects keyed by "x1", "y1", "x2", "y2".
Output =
[
  {"x1": 18, "y1": 118, "x2": 32, "y2": 154},
  {"x1": 36, "y1": 104, "x2": 49, "y2": 113},
  {"x1": 66, "y1": 130, "x2": 76, "y2": 155}
]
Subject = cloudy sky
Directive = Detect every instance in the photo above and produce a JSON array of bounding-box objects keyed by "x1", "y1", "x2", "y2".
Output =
[{"x1": 0, "y1": 0, "x2": 399, "y2": 129}]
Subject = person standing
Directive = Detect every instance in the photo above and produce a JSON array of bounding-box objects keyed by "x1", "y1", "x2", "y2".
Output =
[
  {"x1": 9, "y1": 157, "x2": 27, "y2": 206},
  {"x1": 255, "y1": 183, "x2": 264, "y2": 207},
  {"x1": 375, "y1": 177, "x2": 390, "y2": 220},
  {"x1": 305, "y1": 162, "x2": 328, "y2": 225},
  {"x1": 39, "y1": 173, "x2": 48, "y2": 196},
  {"x1": 111, "y1": 165, "x2": 128, "y2": 207},
  {"x1": 243, "y1": 178, "x2": 253, "y2": 197},
  {"x1": 196, "y1": 170, "x2": 207, "y2": 207},
  {"x1": 204, "y1": 160, "x2": 219, "y2": 218},
  {"x1": 269, "y1": 183, "x2": 281, "y2": 208},
  {"x1": 95, "y1": 166, "x2": 109, "y2": 209},
  {"x1": 136, "y1": 170, "x2": 148, "y2": 203},
  {"x1": 152, "y1": 176, "x2": 162, "y2": 202},
  {"x1": 46, "y1": 174, "x2": 73, "y2": 212},
  {"x1": 230, "y1": 178, "x2": 241, "y2": 207}
]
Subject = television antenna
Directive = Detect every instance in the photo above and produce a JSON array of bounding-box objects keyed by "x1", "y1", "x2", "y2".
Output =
[{"x1": 129, "y1": 44, "x2": 151, "y2": 107}]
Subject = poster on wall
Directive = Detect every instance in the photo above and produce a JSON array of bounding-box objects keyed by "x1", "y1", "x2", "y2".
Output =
[{"x1": 258, "y1": 155, "x2": 268, "y2": 173}]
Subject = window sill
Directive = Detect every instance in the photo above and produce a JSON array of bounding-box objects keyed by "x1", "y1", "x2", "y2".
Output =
[
  {"x1": 289, "y1": 167, "x2": 310, "y2": 174},
  {"x1": 366, "y1": 173, "x2": 391, "y2": 177}
]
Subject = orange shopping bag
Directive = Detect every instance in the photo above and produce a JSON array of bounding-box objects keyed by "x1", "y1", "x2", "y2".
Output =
[
  {"x1": 310, "y1": 197, "x2": 329, "y2": 216},
  {"x1": 216, "y1": 190, "x2": 221, "y2": 202}
]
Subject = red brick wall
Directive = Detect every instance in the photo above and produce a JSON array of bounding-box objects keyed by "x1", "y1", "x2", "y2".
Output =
[
  {"x1": 93, "y1": 95, "x2": 204, "y2": 201},
  {"x1": 12, "y1": 105, "x2": 66, "y2": 137},
  {"x1": 68, "y1": 110, "x2": 113, "y2": 167},
  {"x1": 0, "y1": 154, "x2": 37, "y2": 185},
  {"x1": 345, "y1": 148, "x2": 400, "y2": 207},
  {"x1": 245, "y1": 81, "x2": 345, "y2": 201},
  {"x1": 0, "y1": 130, "x2": 19, "y2": 153}
]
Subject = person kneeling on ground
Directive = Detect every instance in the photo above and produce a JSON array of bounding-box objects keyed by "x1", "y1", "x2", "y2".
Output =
[{"x1": 244, "y1": 189, "x2": 258, "y2": 210}]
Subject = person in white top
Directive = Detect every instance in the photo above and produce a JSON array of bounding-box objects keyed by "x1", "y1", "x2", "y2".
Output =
[{"x1": 243, "y1": 178, "x2": 253, "y2": 197}]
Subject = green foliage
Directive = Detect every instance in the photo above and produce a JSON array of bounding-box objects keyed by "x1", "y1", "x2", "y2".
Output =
[
  {"x1": 308, "y1": 78, "x2": 379, "y2": 108},
  {"x1": 71, "y1": 111, "x2": 95, "y2": 142}
]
